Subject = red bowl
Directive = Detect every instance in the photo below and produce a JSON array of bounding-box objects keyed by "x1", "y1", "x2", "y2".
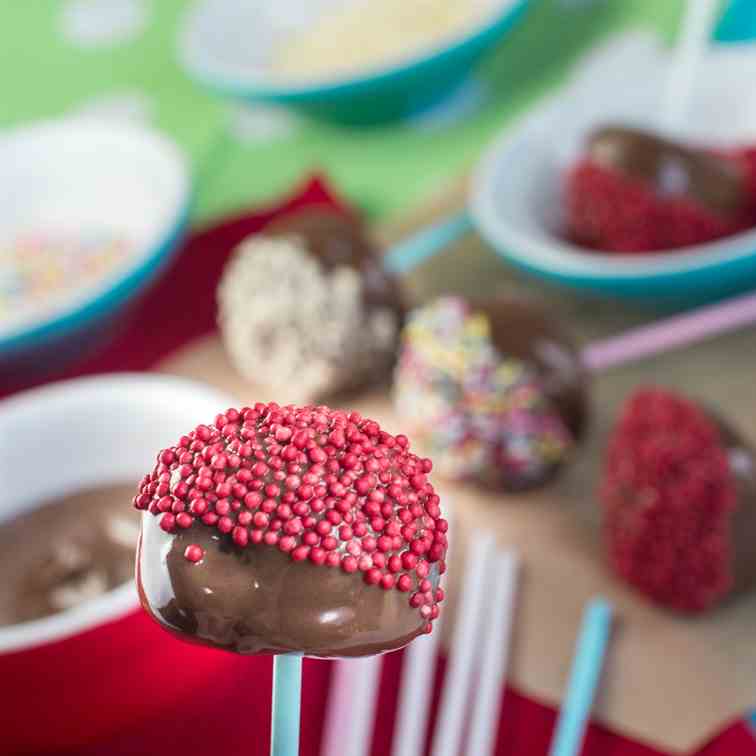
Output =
[
  {"x1": 1, "y1": 608, "x2": 245, "y2": 754},
  {"x1": 0, "y1": 374, "x2": 239, "y2": 754}
]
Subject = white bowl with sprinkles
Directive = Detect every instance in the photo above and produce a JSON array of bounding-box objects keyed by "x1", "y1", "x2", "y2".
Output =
[{"x1": 0, "y1": 117, "x2": 190, "y2": 372}]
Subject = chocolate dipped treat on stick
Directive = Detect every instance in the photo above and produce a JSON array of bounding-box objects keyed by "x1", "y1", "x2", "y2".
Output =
[
  {"x1": 134, "y1": 403, "x2": 447, "y2": 658},
  {"x1": 565, "y1": 126, "x2": 756, "y2": 252},
  {"x1": 601, "y1": 387, "x2": 756, "y2": 614},
  {"x1": 218, "y1": 209, "x2": 403, "y2": 402},
  {"x1": 565, "y1": 0, "x2": 754, "y2": 253},
  {"x1": 394, "y1": 296, "x2": 586, "y2": 491}
]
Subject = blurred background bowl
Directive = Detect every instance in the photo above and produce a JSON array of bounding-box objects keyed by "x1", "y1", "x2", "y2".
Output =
[
  {"x1": 178, "y1": 0, "x2": 529, "y2": 125},
  {"x1": 470, "y1": 41, "x2": 756, "y2": 307},
  {"x1": 0, "y1": 373, "x2": 236, "y2": 754},
  {"x1": 0, "y1": 118, "x2": 190, "y2": 380}
]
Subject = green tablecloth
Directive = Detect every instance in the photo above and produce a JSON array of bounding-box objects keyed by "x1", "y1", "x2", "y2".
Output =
[{"x1": 0, "y1": 0, "x2": 697, "y2": 224}]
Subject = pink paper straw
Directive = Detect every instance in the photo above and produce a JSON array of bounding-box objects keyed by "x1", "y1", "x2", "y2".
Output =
[{"x1": 581, "y1": 290, "x2": 756, "y2": 373}]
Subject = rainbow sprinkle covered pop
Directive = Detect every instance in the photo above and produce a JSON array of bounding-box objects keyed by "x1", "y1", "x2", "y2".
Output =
[
  {"x1": 394, "y1": 296, "x2": 587, "y2": 491},
  {"x1": 134, "y1": 402, "x2": 447, "y2": 657}
]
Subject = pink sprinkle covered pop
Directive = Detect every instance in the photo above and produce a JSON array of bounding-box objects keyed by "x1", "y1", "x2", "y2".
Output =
[
  {"x1": 601, "y1": 388, "x2": 756, "y2": 613},
  {"x1": 134, "y1": 403, "x2": 447, "y2": 657}
]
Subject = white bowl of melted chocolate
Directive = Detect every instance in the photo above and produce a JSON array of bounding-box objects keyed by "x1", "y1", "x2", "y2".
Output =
[{"x1": 0, "y1": 373, "x2": 236, "y2": 753}]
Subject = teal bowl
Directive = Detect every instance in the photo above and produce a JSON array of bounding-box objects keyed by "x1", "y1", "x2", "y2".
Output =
[
  {"x1": 717, "y1": 0, "x2": 756, "y2": 42},
  {"x1": 0, "y1": 119, "x2": 190, "y2": 380},
  {"x1": 467, "y1": 36, "x2": 756, "y2": 309},
  {"x1": 179, "y1": 0, "x2": 529, "y2": 125}
]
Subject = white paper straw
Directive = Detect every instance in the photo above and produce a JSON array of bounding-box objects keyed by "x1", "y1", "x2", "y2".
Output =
[
  {"x1": 464, "y1": 550, "x2": 520, "y2": 756},
  {"x1": 320, "y1": 661, "x2": 348, "y2": 756},
  {"x1": 320, "y1": 655, "x2": 383, "y2": 756},
  {"x1": 429, "y1": 531, "x2": 497, "y2": 756},
  {"x1": 391, "y1": 500, "x2": 455, "y2": 756},
  {"x1": 390, "y1": 624, "x2": 442, "y2": 756},
  {"x1": 661, "y1": 0, "x2": 721, "y2": 132}
]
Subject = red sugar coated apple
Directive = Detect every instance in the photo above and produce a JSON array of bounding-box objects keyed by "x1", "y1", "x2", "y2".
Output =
[
  {"x1": 601, "y1": 388, "x2": 756, "y2": 613},
  {"x1": 134, "y1": 402, "x2": 447, "y2": 657},
  {"x1": 565, "y1": 126, "x2": 756, "y2": 253}
]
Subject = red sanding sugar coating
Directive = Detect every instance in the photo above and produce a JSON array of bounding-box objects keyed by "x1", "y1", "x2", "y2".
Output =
[
  {"x1": 601, "y1": 388, "x2": 737, "y2": 613},
  {"x1": 565, "y1": 157, "x2": 756, "y2": 253},
  {"x1": 134, "y1": 403, "x2": 447, "y2": 630}
]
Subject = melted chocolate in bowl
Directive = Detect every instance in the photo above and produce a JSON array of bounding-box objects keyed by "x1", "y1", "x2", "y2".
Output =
[
  {"x1": 0, "y1": 484, "x2": 139, "y2": 626},
  {"x1": 138, "y1": 518, "x2": 433, "y2": 657}
]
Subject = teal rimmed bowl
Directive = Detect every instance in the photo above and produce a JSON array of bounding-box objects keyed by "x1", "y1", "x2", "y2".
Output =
[
  {"x1": 178, "y1": 0, "x2": 529, "y2": 125},
  {"x1": 0, "y1": 119, "x2": 190, "y2": 379},
  {"x1": 468, "y1": 37, "x2": 756, "y2": 308}
]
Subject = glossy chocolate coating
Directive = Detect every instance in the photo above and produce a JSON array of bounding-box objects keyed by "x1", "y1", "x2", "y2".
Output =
[
  {"x1": 711, "y1": 413, "x2": 756, "y2": 596},
  {"x1": 266, "y1": 208, "x2": 404, "y2": 324},
  {"x1": 137, "y1": 517, "x2": 432, "y2": 658},
  {"x1": 587, "y1": 126, "x2": 747, "y2": 217},
  {"x1": 482, "y1": 297, "x2": 588, "y2": 441}
]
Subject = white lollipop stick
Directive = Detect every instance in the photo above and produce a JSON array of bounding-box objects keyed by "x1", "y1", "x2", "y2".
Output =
[
  {"x1": 323, "y1": 502, "x2": 455, "y2": 756},
  {"x1": 391, "y1": 501, "x2": 455, "y2": 756},
  {"x1": 320, "y1": 660, "x2": 355, "y2": 755},
  {"x1": 661, "y1": 0, "x2": 722, "y2": 132},
  {"x1": 429, "y1": 532, "x2": 497, "y2": 756},
  {"x1": 464, "y1": 550, "x2": 520, "y2": 756},
  {"x1": 320, "y1": 656, "x2": 382, "y2": 756}
]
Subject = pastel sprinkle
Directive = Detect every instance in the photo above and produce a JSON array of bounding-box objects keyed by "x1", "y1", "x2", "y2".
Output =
[{"x1": 0, "y1": 229, "x2": 132, "y2": 328}]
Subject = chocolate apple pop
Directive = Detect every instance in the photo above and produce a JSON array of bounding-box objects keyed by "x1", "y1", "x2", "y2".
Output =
[
  {"x1": 217, "y1": 209, "x2": 403, "y2": 402},
  {"x1": 393, "y1": 291, "x2": 756, "y2": 491},
  {"x1": 601, "y1": 387, "x2": 756, "y2": 613},
  {"x1": 565, "y1": 125, "x2": 756, "y2": 252},
  {"x1": 134, "y1": 403, "x2": 447, "y2": 657}
]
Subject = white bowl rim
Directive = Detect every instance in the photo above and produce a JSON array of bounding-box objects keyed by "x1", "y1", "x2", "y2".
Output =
[
  {"x1": 0, "y1": 372, "x2": 237, "y2": 654},
  {"x1": 0, "y1": 117, "x2": 191, "y2": 345},
  {"x1": 469, "y1": 73, "x2": 756, "y2": 280},
  {"x1": 178, "y1": 0, "x2": 525, "y2": 95}
]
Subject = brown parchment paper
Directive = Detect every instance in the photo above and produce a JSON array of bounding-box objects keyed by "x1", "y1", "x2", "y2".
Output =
[{"x1": 156, "y1": 195, "x2": 756, "y2": 754}]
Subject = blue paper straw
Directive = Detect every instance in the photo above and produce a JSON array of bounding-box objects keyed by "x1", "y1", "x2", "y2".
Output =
[
  {"x1": 747, "y1": 709, "x2": 756, "y2": 733},
  {"x1": 271, "y1": 654, "x2": 303, "y2": 756},
  {"x1": 383, "y1": 211, "x2": 473, "y2": 275},
  {"x1": 549, "y1": 598, "x2": 613, "y2": 756}
]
